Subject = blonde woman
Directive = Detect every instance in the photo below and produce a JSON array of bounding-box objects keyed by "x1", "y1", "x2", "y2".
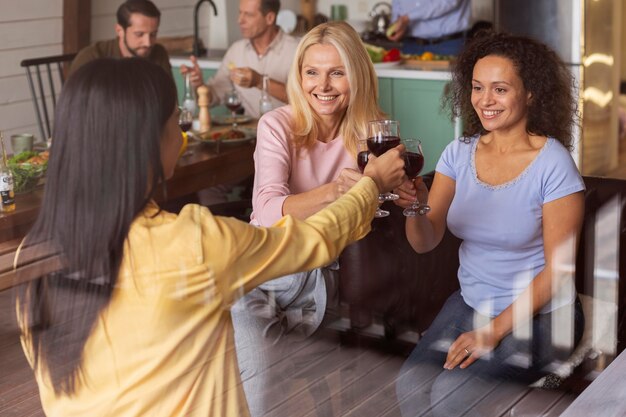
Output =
[{"x1": 232, "y1": 21, "x2": 398, "y2": 415}]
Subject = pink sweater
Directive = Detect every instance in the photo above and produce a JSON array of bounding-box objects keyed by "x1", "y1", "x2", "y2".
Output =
[{"x1": 250, "y1": 106, "x2": 357, "y2": 226}]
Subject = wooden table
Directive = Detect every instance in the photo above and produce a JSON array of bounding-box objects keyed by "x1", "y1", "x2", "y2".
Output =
[{"x1": 0, "y1": 139, "x2": 255, "y2": 244}]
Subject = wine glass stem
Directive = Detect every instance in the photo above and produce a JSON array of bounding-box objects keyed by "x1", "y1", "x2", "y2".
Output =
[{"x1": 232, "y1": 111, "x2": 237, "y2": 129}]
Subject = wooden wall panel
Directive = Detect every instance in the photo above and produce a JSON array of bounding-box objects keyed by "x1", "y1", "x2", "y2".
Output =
[{"x1": 0, "y1": 0, "x2": 62, "y2": 22}]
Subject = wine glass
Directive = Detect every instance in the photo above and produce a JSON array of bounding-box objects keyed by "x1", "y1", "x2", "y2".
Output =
[
  {"x1": 178, "y1": 107, "x2": 194, "y2": 157},
  {"x1": 357, "y1": 139, "x2": 389, "y2": 218},
  {"x1": 224, "y1": 88, "x2": 242, "y2": 130},
  {"x1": 179, "y1": 107, "x2": 194, "y2": 133},
  {"x1": 401, "y1": 138, "x2": 430, "y2": 216},
  {"x1": 367, "y1": 119, "x2": 401, "y2": 202}
]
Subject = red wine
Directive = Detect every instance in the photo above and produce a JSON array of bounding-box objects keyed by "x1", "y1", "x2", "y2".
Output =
[
  {"x1": 404, "y1": 151, "x2": 425, "y2": 178},
  {"x1": 357, "y1": 150, "x2": 369, "y2": 172},
  {"x1": 367, "y1": 136, "x2": 400, "y2": 156},
  {"x1": 179, "y1": 122, "x2": 192, "y2": 132},
  {"x1": 226, "y1": 103, "x2": 241, "y2": 112}
]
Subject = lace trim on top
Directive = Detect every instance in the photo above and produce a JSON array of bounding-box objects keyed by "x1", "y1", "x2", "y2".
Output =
[{"x1": 469, "y1": 135, "x2": 552, "y2": 190}]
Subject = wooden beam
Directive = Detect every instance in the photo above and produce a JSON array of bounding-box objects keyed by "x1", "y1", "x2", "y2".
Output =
[{"x1": 63, "y1": 0, "x2": 91, "y2": 55}]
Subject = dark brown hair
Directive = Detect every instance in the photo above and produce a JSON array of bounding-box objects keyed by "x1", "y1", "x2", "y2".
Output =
[
  {"x1": 444, "y1": 31, "x2": 578, "y2": 149},
  {"x1": 117, "y1": 0, "x2": 161, "y2": 29},
  {"x1": 16, "y1": 58, "x2": 177, "y2": 395}
]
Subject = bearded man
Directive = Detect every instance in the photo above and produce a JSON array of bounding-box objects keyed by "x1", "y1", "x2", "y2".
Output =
[{"x1": 69, "y1": 0, "x2": 172, "y2": 78}]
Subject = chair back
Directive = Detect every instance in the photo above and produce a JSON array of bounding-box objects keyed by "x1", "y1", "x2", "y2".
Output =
[{"x1": 20, "y1": 53, "x2": 77, "y2": 141}]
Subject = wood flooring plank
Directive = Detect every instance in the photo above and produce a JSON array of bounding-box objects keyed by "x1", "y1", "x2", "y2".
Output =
[
  {"x1": 261, "y1": 342, "x2": 365, "y2": 415},
  {"x1": 301, "y1": 354, "x2": 403, "y2": 417},
  {"x1": 266, "y1": 347, "x2": 388, "y2": 417},
  {"x1": 543, "y1": 392, "x2": 577, "y2": 417},
  {"x1": 505, "y1": 388, "x2": 567, "y2": 416}
]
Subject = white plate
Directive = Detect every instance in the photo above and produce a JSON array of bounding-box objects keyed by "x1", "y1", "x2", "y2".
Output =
[
  {"x1": 196, "y1": 127, "x2": 256, "y2": 145},
  {"x1": 212, "y1": 114, "x2": 253, "y2": 126},
  {"x1": 276, "y1": 9, "x2": 297, "y2": 34},
  {"x1": 373, "y1": 61, "x2": 402, "y2": 69}
]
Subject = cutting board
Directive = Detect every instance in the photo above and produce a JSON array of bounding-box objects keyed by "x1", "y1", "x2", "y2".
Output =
[{"x1": 404, "y1": 60, "x2": 451, "y2": 70}]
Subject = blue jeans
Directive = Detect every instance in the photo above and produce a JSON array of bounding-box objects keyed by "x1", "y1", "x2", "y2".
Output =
[
  {"x1": 400, "y1": 37, "x2": 466, "y2": 56},
  {"x1": 395, "y1": 290, "x2": 584, "y2": 417}
]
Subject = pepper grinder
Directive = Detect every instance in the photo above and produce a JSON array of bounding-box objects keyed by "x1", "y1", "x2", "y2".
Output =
[{"x1": 197, "y1": 85, "x2": 211, "y2": 132}]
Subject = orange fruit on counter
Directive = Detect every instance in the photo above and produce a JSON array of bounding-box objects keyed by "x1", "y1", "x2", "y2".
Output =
[{"x1": 421, "y1": 51, "x2": 434, "y2": 61}]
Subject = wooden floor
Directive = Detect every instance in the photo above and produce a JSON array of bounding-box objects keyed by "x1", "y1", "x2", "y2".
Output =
[{"x1": 0, "y1": 288, "x2": 579, "y2": 417}]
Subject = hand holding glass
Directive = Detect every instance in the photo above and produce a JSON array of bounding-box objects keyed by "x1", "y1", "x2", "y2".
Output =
[
  {"x1": 367, "y1": 120, "x2": 401, "y2": 203},
  {"x1": 401, "y1": 138, "x2": 431, "y2": 216},
  {"x1": 357, "y1": 139, "x2": 389, "y2": 218}
]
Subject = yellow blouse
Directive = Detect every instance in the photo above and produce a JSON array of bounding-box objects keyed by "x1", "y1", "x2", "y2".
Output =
[{"x1": 21, "y1": 177, "x2": 378, "y2": 417}]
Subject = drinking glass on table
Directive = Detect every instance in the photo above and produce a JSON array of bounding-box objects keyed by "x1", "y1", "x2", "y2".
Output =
[
  {"x1": 179, "y1": 107, "x2": 194, "y2": 133},
  {"x1": 367, "y1": 119, "x2": 401, "y2": 202},
  {"x1": 224, "y1": 88, "x2": 242, "y2": 130},
  {"x1": 357, "y1": 138, "x2": 389, "y2": 218},
  {"x1": 178, "y1": 107, "x2": 194, "y2": 157},
  {"x1": 401, "y1": 138, "x2": 430, "y2": 216}
]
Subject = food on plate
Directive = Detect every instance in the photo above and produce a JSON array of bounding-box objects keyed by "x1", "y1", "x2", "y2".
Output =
[
  {"x1": 8, "y1": 150, "x2": 49, "y2": 193},
  {"x1": 382, "y1": 48, "x2": 401, "y2": 62},
  {"x1": 402, "y1": 52, "x2": 455, "y2": 61},
  {"x1": 363, "y1": 43, "x2": 402, "y2": 64},
  {"x1": 210, "y1": 129, "x2": 247, "y2": 141},
  {"x1": 364, "y1": 43, "x2": 385, "y2": 63}
]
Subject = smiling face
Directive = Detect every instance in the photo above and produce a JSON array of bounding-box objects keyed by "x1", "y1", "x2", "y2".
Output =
[
  {"x1": 116, "y1": 13, "x2": 159, "y2": 58},
  {"x1": 471, "y1": 55, "x2": 531, "y2": 135},
  {"x1": 300, "y1": 43, "x2": 351, "y2": 124}
]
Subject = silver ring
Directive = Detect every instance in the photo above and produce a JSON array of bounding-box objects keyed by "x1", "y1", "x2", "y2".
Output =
[{"x1": 464, "y1": 348, "x2": 471, "y2": 355}]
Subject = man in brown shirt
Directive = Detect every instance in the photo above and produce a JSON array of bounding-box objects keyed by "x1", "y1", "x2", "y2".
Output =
[{"x1": 69, "y1": 0, "x2": 172, "y2": 78}]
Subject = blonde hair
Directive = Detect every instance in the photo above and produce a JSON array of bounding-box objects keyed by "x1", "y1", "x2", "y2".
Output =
[{"x1": 286, "y1": 21, "x2": 384, "y2": 157}]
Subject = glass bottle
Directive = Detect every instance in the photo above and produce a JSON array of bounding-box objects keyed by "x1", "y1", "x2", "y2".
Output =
[
  {"x1": 182, "y1": 73, "x2": 197, "y2": 115},
  {"x1": 259, "y1": 74, "x2": 273, "y2": 116},
  {"x1": 0, "y1": 131, "x2": 15, "y2": 212}
]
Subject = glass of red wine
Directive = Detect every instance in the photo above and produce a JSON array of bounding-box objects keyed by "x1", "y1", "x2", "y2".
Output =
[
  {"x1": 357, "y1": 138, "x2": 389, "y2": 218},
  {"x1": 402, "y1": 138, "x2": 431, "y2": 216},
  {"x1": 179, "y1": 106, "x2": 193, "y2": 133},
  {"x1": 224, "y1": 88, "x2": 242, "y2": 131},
  {"x1": 367, "y1": 119, "x2": 401, "y2": 203}
]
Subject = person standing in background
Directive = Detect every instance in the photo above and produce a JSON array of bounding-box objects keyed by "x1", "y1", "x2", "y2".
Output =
[
  {"x1": 69, "y1": 0, "x2": 172, "y2": 78},
  {"x1": 181, "y1": 0, "x2": 299, "y2": 118},
  {"x1": 386, "y1": 0, "x2": 471, "y2": 56}
]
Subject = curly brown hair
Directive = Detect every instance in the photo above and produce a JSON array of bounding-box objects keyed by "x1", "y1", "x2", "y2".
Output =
[{"x1": 444, "y1": 31, "x2": 579, "y2": 149}]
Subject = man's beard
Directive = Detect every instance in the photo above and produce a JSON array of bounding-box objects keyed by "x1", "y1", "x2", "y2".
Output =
[{"x1": 123, "y1": 35, "x2": 151, "y2": 58}]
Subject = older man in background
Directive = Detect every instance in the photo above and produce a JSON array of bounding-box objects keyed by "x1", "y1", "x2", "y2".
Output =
[
  {"x1": 69, "y1": 0, "x2": 172, "y2": 77},
  {"x1": 181, "y1": 0, "x2": 299, "y2": 118}
]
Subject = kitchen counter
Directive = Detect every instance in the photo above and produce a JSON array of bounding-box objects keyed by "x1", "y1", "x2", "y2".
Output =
[{"x1": 170, "y1": 56, "x2": 451, "y2": 81}]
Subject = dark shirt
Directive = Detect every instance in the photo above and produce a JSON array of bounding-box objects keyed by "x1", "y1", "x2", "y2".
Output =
[{"x1": 69, "y1": 38, "x2": 172, "y2": 78}]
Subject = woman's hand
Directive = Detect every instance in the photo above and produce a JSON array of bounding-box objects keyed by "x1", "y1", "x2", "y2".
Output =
[
  {"x1": 334, "y1": 168, "x2": 363, "y2": 198},
  {"x1": 394, "y1": 177, "x2": 429, "y2": 209},
  {"x1": 180, "y1": 56, "x2": 204, "y2": 89},
  {"x1": 363, "y1": 144, "x2": 407, "y2": 194},
  {"x1": 444, "y1": 325, "x2": 502, "y2": 370}
]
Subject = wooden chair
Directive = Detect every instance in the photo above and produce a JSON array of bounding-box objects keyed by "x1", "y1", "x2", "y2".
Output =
[{"x1": 20, "y1": 53, "x2": 76, "y2": 141}]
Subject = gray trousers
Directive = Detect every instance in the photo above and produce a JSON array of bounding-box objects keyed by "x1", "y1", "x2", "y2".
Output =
[{"x1": 231, "y1": 264, "x2": 339, "y2": 417}]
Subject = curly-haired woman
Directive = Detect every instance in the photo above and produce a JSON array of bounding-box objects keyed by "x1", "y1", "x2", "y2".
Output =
[{"x1": 394, "y1": 31, "x2": 585, "y2": 416}]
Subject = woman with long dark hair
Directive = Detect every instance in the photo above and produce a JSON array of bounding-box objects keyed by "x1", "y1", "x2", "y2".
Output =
[{"x1": 15, "y1": 57, "x2": 406, "y2": 417}]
